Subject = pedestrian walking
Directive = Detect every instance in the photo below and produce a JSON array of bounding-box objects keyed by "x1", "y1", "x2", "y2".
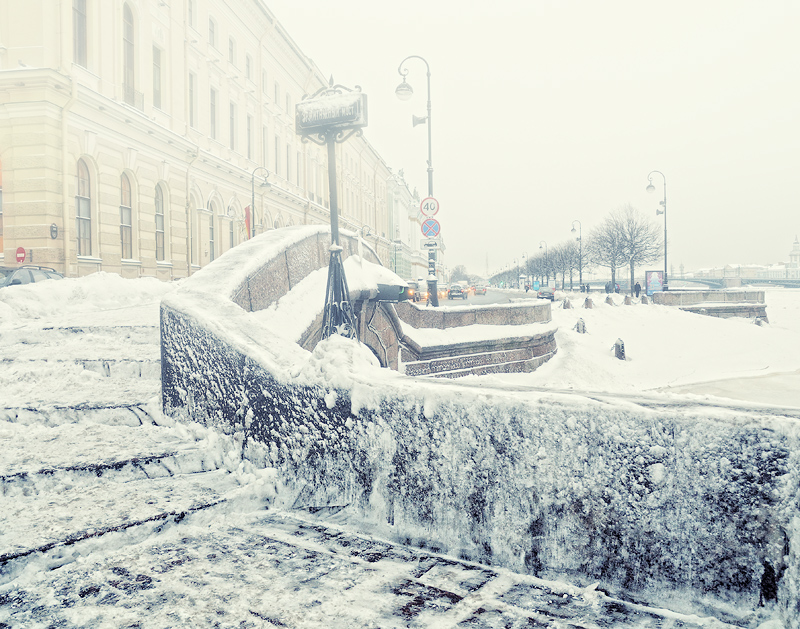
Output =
[{"x1": 634, "y1": 282, "x2": 641, "y2": 298}]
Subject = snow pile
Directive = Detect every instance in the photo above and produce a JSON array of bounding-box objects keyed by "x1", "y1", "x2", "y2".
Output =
[{"x1": 0, "y1": 271, "x2": 175, "y2": 324}]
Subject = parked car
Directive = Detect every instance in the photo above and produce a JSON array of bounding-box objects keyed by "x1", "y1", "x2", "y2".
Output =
[
  {"x1": 447, "y1": 283, "x2": 467, "y2": 300},
  {"x1": 474, "y1": 285, "x2": 487, "y2": 295},
  {"x1": 0, "y1": 265, "x2": 64, "y2": 288},
  {"x1": 537, "y1": 286, "x2": 555, "y2": 301}
]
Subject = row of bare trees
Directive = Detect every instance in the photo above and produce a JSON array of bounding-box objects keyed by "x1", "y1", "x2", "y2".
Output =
[{"x1": 491, "y1": 205, "x2": 662, "y2": 295}]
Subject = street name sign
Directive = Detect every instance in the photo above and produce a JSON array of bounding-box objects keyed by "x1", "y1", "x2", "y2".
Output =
[{"x1": 295, "y1": 91, "x2": 368, "y2": 134}]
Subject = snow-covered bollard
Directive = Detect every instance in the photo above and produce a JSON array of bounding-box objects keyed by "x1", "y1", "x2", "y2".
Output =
[
  {"x1": 641, "y1": 295, "x2": 649, "y2": 304},
  {"x1": 754, "y1": 317, "x2": 768, "y2": 327},
  {"x1": 583, "y1": 297, "x2": 593, "y2": 309},
  {"x1": 562, "y1": 298, "x2": 572, "y2": 309},
  {"x1": 605, "y1": 295, "x2": 615, "y2": 306},
  {"x1": 574, "y1": 318, "x2": 587, "y2": 334},
  {"x1": 624, "y1": 296, "x2": 632, "y2": 305},
  {"x1": 613, "y1": 338, "x2": 625, "y2": 360}
]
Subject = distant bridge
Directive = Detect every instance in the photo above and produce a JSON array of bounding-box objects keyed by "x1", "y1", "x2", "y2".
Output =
[{"x1": 679, "y1": 277, "x2": 800, "y2": 289}]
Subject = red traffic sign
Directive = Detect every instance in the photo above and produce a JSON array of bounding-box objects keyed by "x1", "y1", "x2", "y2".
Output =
[
  {"x1": 421, "y1": 218, "x2": 441, "y2": 238},
  {"x1": 420, "y1": 197, "x2": 439, "y2": 217},
  {"x1": 15, "y1": 247, "x2": 26, "y2": 263}
]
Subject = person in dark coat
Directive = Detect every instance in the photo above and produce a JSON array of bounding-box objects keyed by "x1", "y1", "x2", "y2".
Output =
[{"x1": 634, "y1": 282, "x2": 641, "y2": 298}]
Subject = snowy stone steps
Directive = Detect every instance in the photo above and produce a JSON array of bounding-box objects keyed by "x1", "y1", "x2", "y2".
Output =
[
  {"x1": 0, "y1": 403, "x2": 158, "y2": 427},
  {"x1": 404, "y1": 346, "x2": 556, "y2": 378},
  {"x1": 0, "y1": 324, "x2": 158, "y2": 350},
  {"x1": 0, "y1": 422, "x2": 203, "y2": 478},
  {"x1": 0, "y1": 508, "x2": 736, "y2": 628},
  {"x1": 0, "y1": 357, "x2": 161, "y2": 379},
  {"x1": 0, "y1": 468, "x2": 238, "y2": 565}
]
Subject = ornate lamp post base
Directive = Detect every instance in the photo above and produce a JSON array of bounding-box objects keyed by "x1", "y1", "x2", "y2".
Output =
[{"x1": 322, "y1": 247, "x2": 358, "y2": 340}]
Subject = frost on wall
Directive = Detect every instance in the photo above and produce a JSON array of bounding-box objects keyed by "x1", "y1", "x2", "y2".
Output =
[{"x1": 161, "y1": 303, "x2": 796, "y2": 618}]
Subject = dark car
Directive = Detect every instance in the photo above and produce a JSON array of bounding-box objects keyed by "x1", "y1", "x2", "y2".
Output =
[
  {"x1": 474, "y1": 285, "x2": 487, "y2": 295},
  {"x1": 447, "y1": 284, "x2": 467, "y2": 300},
  {"x1": 0, "y1": 265, "x2": 64, "y2": 288},
  {"x1": 537, "y1": 286, "x2": 555, "y2": 301}
]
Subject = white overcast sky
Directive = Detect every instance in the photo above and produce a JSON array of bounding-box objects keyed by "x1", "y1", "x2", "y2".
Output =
[{"x1": 269, "y1": 0, "x2": 800, "y2": 277}]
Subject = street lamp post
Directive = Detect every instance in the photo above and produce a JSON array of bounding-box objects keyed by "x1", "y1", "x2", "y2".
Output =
[
  {"x1": 250, "y1": 166, "x2": 270, "y2": 239},
  {"x1": 396, "y1": 55, "x2": 438, "y2": 307},
  {"x1": 539, "y1": 241, "x2": 547, "y2": 285},
  {"x1": 571, "y1": 220, "x2": 582, "y2": 289},
  {"x1": 646, "y1": 170, "x2": 668, "y2": 291}
]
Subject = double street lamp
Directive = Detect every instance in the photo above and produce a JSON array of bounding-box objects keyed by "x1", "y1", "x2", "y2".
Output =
[
  {"x1": 571, "y1": 220, "x2": 582, "y2": 288},
  {"x1": 646, "y1": 170, "x2": 668, "y2": 290},
  {"x1": 250, "y1": 166, "x2": 270, "y2": 239}
]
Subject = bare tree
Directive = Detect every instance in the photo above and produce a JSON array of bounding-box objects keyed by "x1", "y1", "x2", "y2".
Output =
[
  {"x1": 586, "y1": 214, "x2": 627, "y2": 289},
  {"x1": 550, "y1": 242, "x2": 573, "y2": 290},
  {"x1": 616, "y1": 205, "x2": 662, "y2": 295},
  {"x1": 450, "y1": 265, "x2": 469, "y2": 282}
]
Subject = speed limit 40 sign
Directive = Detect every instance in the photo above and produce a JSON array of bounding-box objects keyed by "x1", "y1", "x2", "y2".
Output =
[{"x1": 420, "y1": 197, "x2": 439, "y2": 217}]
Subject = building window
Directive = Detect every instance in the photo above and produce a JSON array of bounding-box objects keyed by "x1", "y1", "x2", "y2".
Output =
[
  {"x1": 76, "y1": 159, "x2": 91, "y2": 256},
  {"x1": 188, "y1": 72, "x2": 196, "y2": 127},
  {"x1": 229, "y1": 102, "x2": 237, "y2": 151},
  {"x1": 245, "y1": 55, "x2": 251, "y2": 81},
  {"x1": 152, "y1": 46, "x2": 162, "y2": 109},
  {"x1": 228, "y1": 37, "x2": 235, "y2": 65},
  {"x1": 210, "y1": 88, "x2": 217, "y2": 139},
  {"x1": 208, "y1": 18, "x2": 216, "y2": 48},
  {"x1": 296, "y1": 151, "x2": 301, "y2": 187},
  {"x1": 274, "y1": 135, "x2": 280, "y2": 175},
  {"x1": 262, "y1": 70, "x2": 267, "y2": 94},
  {"x1": 120, "y1": 173, "x2": 133, "y2": 259},
  {"x1": 274, "y1": 82, "x2": 279, "y2": 106},
  {"x1": 73, "y1": 0, "x2": 87, "y2": 68},
  {"x1": 285, "y1": 93, "x2": 291, "y2": 113},
  {"x1": 229, "y1": 219, "x2": 234, "y2": 249},
  {"x1": 286, "y1": 145, "x2": 291, "y2": 182},
  {"x1": 123, "y1": 4, "x2": 135, "y2": 104},
  {"x1": 155, "y1": 185, "x2": 165, "y2": 261},
  {"x1": 208, "y1": 202, "x2": 216, "y2": 262},
  {"x1": 187, "y1": 0, "x2": 194, "y2": 27},
  {"x1": 262, "y1": 126, "x2": 268, "y2": 166},
  {"x1": 246, "y1": 115, "x2": 252, "y2": 160}
]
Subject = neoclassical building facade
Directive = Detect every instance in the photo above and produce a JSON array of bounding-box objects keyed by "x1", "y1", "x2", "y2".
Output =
[{"x1": 0, "y1": 0, "x2": 432, "y2": 280}]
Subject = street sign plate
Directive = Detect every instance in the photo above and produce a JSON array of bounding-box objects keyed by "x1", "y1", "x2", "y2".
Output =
[
  {"x1": 15, "y1": 247, "x2": 25, "y2": 263},
  {"x1": 421, "y1": 218, "x2": 440, "y2": 238},
  {"x1": 420, "y1": 197, "x2": 439, "y2": 217}
]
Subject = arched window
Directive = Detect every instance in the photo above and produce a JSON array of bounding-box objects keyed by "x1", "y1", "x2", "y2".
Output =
[
  {"x1": 76, "y1": 159, "x2": 91, "y2": 255},
  {"x1": 123, "y1": 4, "x2": 135, "y2": 104},
  {"x1": 189, "y1": 193, "x2": 200, "y2": 265},
  {"x1": 208, "y1": 199, "x2": 216, "y2": 262},
  {"x1": 155, "y1": 185, "x2": 165, "y2": 261},
  {"x1": 120, "y1": 173, "x2": 132, "y2": 259},
  {"x1": 73, "y1": 0, "x2": 87, "y2": 68}
]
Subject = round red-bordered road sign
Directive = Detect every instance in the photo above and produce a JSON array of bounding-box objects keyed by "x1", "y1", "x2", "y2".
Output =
[
  {"x1": 421, "y1": 218, "x2": 441, "y2": 238},
  {"x1": 15, "y1": 247, "x2": 26, "y2": 263},
  {"x1": 420, "y1": 197, "x2": 439, "y2": 217}
]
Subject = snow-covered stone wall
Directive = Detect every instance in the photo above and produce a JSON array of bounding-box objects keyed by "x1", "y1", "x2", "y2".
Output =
[
  {"x1": 161, "y1": 299, "x2": 798, "y2": 621},
  {"x1": 159, "y1": 226, "x2": 799, "y2": 623}
]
